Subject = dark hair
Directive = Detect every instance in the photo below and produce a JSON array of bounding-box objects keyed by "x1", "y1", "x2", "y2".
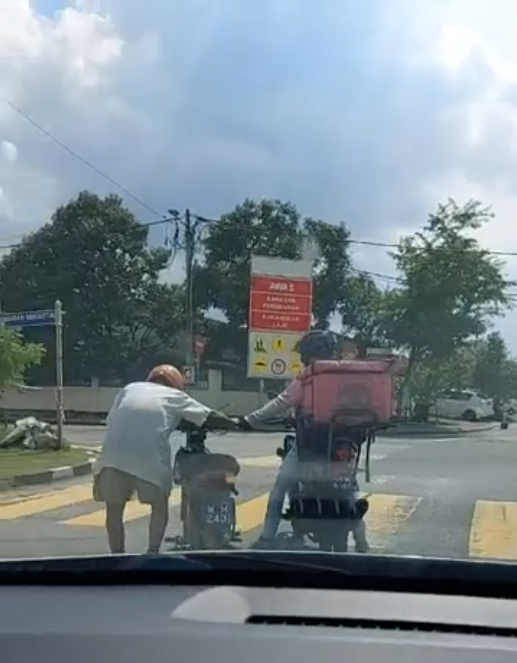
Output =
[{"x1": 297, "y1": 330, "x2": 338, "y2": 365}]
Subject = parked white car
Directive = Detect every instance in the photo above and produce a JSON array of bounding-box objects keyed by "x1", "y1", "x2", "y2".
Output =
[
  {"x1": 501, "y1": 398, "x2": 517, "y2": 417},
  {"x1": 433, "y1": 390, "x2": 495, "y2": 422}
]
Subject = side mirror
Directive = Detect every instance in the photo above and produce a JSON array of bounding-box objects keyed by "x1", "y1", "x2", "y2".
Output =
[{"x1": 276, "y1": 447, "x2": 285, "y2": 459}]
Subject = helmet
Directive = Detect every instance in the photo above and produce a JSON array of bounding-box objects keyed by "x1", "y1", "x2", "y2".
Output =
[
  {"x1": 295, "y1": 330, "x2": 339, "y2": 366},
  {"x1": 146, "y1": 364, "x2": 185, "y2": 389}
]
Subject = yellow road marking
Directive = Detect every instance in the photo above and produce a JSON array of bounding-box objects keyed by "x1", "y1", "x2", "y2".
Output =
[
  {"x1": 63, "y1": 488, "x2": 182, "y2": 527},
  {"x1": 0, "y1": 477, "x2": 422, "y2": 549},
  {"x1": 236, "y1": 493, "x2": 270, "y2": 533},
  {"x1": 469, "y1": 500, "x2": 517, "y2": 560},
  {"x1": 239, "y1": 456, "x2": 280, "y2": 468},
  {"x1": 365, "y1": 493, "x2": 422, "y2": 545},
  {"x1": 0, "y1": 485, "x2": 93, "y2": 520},
  {"x1": 63, "y1": 491, "x2": 269, "y2": 531}
]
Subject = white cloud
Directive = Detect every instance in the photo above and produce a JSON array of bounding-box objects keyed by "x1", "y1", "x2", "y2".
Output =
[{"x1": 2, "y1": 0, "x2": 517, "y2": 346}]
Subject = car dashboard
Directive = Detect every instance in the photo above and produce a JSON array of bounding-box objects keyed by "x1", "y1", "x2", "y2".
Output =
[{"x1": 3, "y1": 552, "x2": 517, "y2": 663}]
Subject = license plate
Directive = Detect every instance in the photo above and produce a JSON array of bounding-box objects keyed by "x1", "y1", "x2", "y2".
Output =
[{"x1": 203, "y1": 502, "x2": 231, "y2": 524}]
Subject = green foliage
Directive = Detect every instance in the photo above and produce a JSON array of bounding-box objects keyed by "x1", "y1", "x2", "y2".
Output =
[
  {"x1": 385, "y1": 199, "x2": 514, "y2": 365},
  {"x1": 0, "y1": 327, "x2": 45, "y2": 388},
  {"x1": 339, "y1": 272, "x2": 390, "y2": 351},
  {"x1": 406, "y1": 348, "x2": 476, "y2": 403},
  {"x1": 0, "y1": 190, "x2": 515, "y2": 389},
  {"x1": 0, "y1": 191, "x2": 184, "y2": 383}
]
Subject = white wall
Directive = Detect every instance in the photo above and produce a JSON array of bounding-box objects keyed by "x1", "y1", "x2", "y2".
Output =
[{"x1": 0, "y1": 369, "x2": 263, "y2": 417}]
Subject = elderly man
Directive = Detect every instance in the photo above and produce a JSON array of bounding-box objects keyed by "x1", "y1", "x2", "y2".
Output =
[{"x1": 93, "y1": 365, "x2": 236, "y2": 554}]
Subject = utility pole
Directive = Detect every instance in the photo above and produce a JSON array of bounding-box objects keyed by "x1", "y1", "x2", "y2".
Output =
[
  {"x1": 169, "y1": 209, "x2": 214, "y2": 382},
  {"x1": 184, "y1": 209, "x2": 194, "y2": 372}
]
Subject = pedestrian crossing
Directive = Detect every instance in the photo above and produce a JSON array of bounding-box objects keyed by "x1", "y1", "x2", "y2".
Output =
[{"x1": 2, "y1": 478, "x2": 517, "y2": 560}]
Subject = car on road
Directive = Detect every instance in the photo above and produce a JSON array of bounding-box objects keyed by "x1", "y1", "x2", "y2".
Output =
[{"x1": 433, "y1": 389, "x2": 495, "y2": 422}]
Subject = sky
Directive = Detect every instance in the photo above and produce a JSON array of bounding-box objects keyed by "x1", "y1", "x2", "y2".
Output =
[{"x1": 3, "y1": 1, "x2": 517, "y2": 347}]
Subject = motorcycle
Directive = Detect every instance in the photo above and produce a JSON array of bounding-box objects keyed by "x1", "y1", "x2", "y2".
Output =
[
  {"x1": 166, "y1": 422, "x2": 241, "y2": 550},
  {"x1": 274, "y1": 418, "x2": 375, "y2": 553}
]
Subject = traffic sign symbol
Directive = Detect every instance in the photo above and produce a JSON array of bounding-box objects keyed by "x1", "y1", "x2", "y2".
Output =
[
  {"x1": 290, "y1": 360, "x2": 302, "y2": 375},
  {"x1": 254, "y1": 337, "x2": 266, "y2": 353},
  {"x1": 272, "y1": 337, "x2": 285, "y2": 353},
  {"x1": 254, "y1": 356, "x2": 267, "y2": 372},
  {"x1": 271, "y1": 358, "x2": 287, "y2": 375}
]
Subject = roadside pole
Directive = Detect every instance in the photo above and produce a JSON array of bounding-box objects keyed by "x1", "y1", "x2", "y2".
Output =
[{"x1": 54, "y1": 300, "x2": 64, "y2": 449}]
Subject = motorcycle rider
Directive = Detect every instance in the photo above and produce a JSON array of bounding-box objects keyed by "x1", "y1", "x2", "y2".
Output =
[
  {"x1": 94, "y1": 364, "x2": 237, "y2": 555},
  {"x1": 238, "y1": 330, "x2": 369, "y2": 551}
]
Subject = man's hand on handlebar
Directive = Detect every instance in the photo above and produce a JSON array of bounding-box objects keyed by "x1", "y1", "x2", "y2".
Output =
[{"x1": 205, "y1": 410, "x2": 240, "y2": 431}]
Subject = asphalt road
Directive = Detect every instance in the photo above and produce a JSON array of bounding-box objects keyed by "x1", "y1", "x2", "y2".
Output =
[{"x1": 1, "y1": 426, "x2": 517, "y2": 560}]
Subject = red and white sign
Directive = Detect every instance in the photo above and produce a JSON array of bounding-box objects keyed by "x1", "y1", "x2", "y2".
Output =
[
  {"x1": 194, "y1": 336, "x2": 206, "y2": 357},
  {"x1": 249, "y1": 273, "x2": 313, "y2": 333}
]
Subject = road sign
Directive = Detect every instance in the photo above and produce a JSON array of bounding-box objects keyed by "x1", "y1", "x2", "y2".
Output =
[
  {"x1": 194, "y1": 336, "x2": 206, "y2": 357},
  {"x1": 248, "y1": 257, "x2": 313, "y2": 333},
  {"x1": 271, "y1": 358, "x2": 287, "y2": 376},
  {"x1": 247, "y1": 256, "x2": 312, "y2": 379},
  {"x1": 247, "y1": 331, "x2": 304, "y2": 379},
  {"x1": 0, "y1": 309, "x2": 56, "y2": 328}
]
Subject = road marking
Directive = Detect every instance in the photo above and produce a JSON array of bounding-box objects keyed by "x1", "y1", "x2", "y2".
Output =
[
  {"x1": 365, "y1": 493, "x2": 421, "y2": 546},
  {"x1": 239, "y1": 453, "x2": 387, "y2": 469},
  {"x1": 239, "y1": 456, "x2": 280, "y2": 468},
  {"x1": 235, "y1": 493, "x2": 270, "y2": 533},
  {"x1": 63, "y1": 489, "x2": 183, "y2": 527},
  {"x1": 469, "y1": 500, "x2": 517, "y2": 560},
  {"x1": 0, "y1": 485, "x2": 93, "y2": 520}
]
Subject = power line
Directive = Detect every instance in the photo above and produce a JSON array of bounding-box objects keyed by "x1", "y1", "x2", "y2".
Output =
[
  {"x1": 4, "y1": 97, "x2": 517, "y2": 293},
  {"x1": 5, "y1": 100, "x2": 164, "y2": 219},
  {"x1": 348, "y1": 237, "x2": 517, "y2": 257},
  {"x1": 0, "y1": 216, "x2": 174, "y2": 250},
  {"x1": 8, "y1": 100, "x2": 517, "y2": 258}
]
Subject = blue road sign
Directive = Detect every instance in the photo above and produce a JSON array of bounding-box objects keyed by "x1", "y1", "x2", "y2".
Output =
[{"x1": 0, "y1": 309, "x2": 56, "y2": 328}]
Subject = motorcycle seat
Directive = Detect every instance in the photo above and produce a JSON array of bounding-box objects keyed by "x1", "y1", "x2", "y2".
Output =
[{"x1": 175, "y1": 452, "x2": 241, "y2": 482}]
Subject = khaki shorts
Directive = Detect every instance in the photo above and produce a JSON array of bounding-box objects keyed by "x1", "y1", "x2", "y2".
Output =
[{"x1": 93, "y1": 468, "x2": 168, "y2": 506}]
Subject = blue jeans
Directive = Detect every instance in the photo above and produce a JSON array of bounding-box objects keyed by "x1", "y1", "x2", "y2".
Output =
[{"x1": 261, "y1": 445, "x2": 362, "y2": 540}]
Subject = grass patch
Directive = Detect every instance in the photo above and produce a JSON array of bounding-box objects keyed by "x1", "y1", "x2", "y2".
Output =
[{"x1": 0, "y1": 448, "x2": 90, "y2": 479}]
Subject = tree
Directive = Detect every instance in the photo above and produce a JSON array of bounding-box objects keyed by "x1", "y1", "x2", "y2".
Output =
[
  {"x1": 339, "y1": 272, "x2": 390, "y2": 353},
  {"x1": 0, "y1": 327, "x2": 45, "y2": 389},
  {"x1": 303, "y1": 219, "x2": 352, "y2": 326},
  {"x1": 407, "y1": 347, "x2": 475, "y2": 406},
  {"x1": 194, "y1": 199, "x2": 303, "y2": 326},
  {"x1": 471, "y1": 331, "x2": 508, "y2": 397},
  {"x1": 0, "y1": 191, "x2": 184, "y2": 383},
  {"x1": 194, "y1": 198, "x2": 357, "y2": 364},
  {"x1": 384, "y1": 199, "x2": 514, "y2": 376}
]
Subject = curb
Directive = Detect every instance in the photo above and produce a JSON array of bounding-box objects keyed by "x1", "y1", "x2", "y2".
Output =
[{"x1": 0, "y1": 455, "x2": 96, "y2": 491}]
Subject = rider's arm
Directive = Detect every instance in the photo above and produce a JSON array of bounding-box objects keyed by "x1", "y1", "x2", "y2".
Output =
[
  {"x1": 167, "y1": 390, "x2": 235, "y2": 429},
  {"x1": 245, "y1": 379, "x2": 302, "y2": 427},
  {"x1": 168, "y1": 390, "x2": 212, "y2": 427}
]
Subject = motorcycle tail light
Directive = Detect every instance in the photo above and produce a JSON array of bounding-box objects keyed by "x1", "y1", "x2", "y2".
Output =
[{"x1": 334, "y1": 447, "x2": 355, "y2": 462}]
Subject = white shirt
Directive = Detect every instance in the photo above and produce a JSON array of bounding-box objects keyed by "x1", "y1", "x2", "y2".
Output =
[{"x1": 94, "y1": 382, "x2": 211, "y2": 491}]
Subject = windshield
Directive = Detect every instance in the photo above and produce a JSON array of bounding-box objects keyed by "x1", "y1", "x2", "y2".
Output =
[{"x1": 0, "y1": 1, "x2": 516, "y2": 566}]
